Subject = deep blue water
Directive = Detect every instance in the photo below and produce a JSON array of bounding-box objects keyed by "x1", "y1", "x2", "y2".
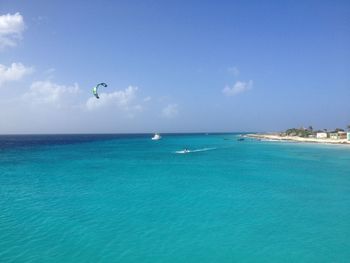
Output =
[{"x1": 0, "y1": 134, "x2": 349, "y2": 262}]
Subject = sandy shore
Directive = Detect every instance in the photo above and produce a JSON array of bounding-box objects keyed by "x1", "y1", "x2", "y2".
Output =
[{"x1": 246, "y1": 133, "x2": 350, "y2": 145}]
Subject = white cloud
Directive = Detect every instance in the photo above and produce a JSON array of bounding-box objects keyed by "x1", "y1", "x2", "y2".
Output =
[
  {"x1": 222, "y1": 80, "x2": 253, "y2": 96},
  {"x1": 0, "y1": 13, "x2": 25, "y2": 49},
  {"x1": 162, "y1": 104, "x2": 179, "y2": 118},
  {"x1": 143, "y1": 96, "x2": 151, "y2": 102},
  {"x1": 0, "y1": 78, "x2": 153, "y2": 133},
  {"x1": 86, "y1": 85, "x2": 140, "y2": 111},
  {"x1": 23, "y1": 80, "x2": 80, "y2": 107},
  {"x1": 227, "y1": 66, "x2": 239, "y2": 76},
  {"x1": 0, "y1": 62, "x2": 33, "y2": 87},
  {"x1": 44, "y1": 68, "x2": 56, "y2": 77}
]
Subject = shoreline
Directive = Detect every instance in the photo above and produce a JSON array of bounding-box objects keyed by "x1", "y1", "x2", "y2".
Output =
[{"x1": 245, "y1": 133, "x2": 350, "y2": 146}]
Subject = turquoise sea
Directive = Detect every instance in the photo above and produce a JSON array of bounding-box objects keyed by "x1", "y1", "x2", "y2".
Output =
[{"x1": 1, "y1": 134, "x2": 350, "y2": 262}]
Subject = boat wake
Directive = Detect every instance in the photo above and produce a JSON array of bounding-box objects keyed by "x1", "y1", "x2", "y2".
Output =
[{"x1": 175, "y1": 147, "x2": 216, "y2": 154}]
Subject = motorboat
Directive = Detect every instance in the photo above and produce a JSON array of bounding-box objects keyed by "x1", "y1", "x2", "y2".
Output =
[{"x1": 151, "y1": 133, "x2": 161, "y2": 140}]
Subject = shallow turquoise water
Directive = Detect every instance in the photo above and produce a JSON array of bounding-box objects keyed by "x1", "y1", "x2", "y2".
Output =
[{"x1": 1, "y1": 134, "x2": 350, "y2": 262}]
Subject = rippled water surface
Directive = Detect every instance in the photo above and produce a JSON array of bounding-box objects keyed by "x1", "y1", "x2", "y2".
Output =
[{"x1": 1, "y1": 134, "x2": 350, "y2": 262}]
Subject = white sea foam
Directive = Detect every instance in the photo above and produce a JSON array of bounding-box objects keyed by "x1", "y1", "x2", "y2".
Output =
[{"x1": 175, "y1": 147, "x2": 216, "y2": 154}]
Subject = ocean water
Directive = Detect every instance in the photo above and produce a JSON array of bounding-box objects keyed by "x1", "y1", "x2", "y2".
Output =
[{"x1": 0, "y1": 134, "x2": 349, "y2": 263}]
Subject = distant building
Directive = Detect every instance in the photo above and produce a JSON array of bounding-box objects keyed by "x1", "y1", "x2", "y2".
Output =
[
  {"x1": 348, "y1": 132, "x2": 350, "y2": 141},
  {"x1": 330, "y1": 131, "x2": 347, "y2": 140},
  {"x1": 338, "y1": 132, "x2": 347, "y2": 140},
  {"x1": 316, "y1": 132, "x2": 327, "y2": 139},
  {"x1": 330, "y1": 133, "x2": 339, "y2": 140}
]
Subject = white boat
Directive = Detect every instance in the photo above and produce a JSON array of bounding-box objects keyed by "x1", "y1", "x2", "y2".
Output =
[{"x1": 151, "y1": 133, "x2": 161, "y2": 140}]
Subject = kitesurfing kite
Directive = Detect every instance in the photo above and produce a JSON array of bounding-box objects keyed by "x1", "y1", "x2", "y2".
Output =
[{"x1": 92, "y1": 83, "x2": 107, "y2": 99}]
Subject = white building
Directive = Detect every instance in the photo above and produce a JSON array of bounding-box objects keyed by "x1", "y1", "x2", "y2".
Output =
[
  {"x1": 316, "y1": 132, "x2": 327, "y2": 139},
  {"x1": 347, "y1": 132, "x2": 350, "y2": 141},
  {"x1": 330, "y1": 133, "x2": 339, "y2": 140}
]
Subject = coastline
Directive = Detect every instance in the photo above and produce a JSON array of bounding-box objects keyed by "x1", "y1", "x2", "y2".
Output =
[{"x1": 245, "y1": 133, "x2": 350, "y2": 145}]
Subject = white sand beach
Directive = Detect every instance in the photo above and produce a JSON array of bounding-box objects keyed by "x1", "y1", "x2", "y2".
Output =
[{"x1": 246, "y1": 133, "x2": 350, "y2": 145}]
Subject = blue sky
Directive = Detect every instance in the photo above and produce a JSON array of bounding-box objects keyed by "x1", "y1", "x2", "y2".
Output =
[{"x1": 0, "y1": 0, "x2": 349, "y2": 133}]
